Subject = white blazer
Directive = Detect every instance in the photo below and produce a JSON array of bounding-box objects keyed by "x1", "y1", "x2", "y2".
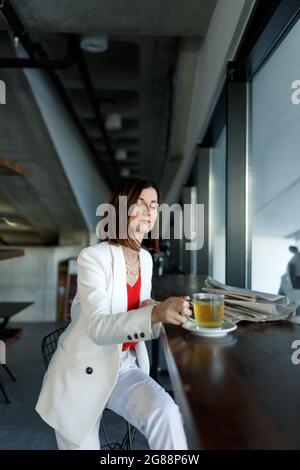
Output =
[{"x1": 35, "y1": 241, "x2": 162, "y2": 446}]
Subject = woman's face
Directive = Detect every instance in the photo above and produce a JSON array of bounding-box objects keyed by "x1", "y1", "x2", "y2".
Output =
[{"x1": 128, "y1": 187, "x2": 159, "y2": 237}]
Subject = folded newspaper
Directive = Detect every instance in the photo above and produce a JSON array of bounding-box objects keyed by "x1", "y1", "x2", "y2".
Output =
[{"x1": 203, "y1": 277, "x2": 295, "y2": 324}]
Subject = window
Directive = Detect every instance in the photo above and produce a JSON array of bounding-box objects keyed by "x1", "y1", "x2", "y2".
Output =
[
  {"x1": 250, "y1": 17, "x2": 300, "y2": 294},
  {"x1": 209, "y1": 127, "x2": 226, "y2": 283}
]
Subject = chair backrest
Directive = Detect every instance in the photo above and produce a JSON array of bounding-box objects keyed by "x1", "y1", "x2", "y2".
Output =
[{"x1": 41, "y1": 323, "x2": 70, "y2": 370}]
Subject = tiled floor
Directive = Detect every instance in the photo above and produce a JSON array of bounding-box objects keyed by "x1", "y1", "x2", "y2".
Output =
[{"x1": 0, "y1": 322, "x2": 172, "y2": 450}]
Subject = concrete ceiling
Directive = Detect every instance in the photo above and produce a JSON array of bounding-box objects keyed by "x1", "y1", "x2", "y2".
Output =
[
  {"x1": 7, "y1": 0, "x2": 217, "y2": 36},
  {"x1": 0, "y1": 0, "x2": 217, "y2": 246},
  {"x1": 51, "y1": 34, "x2": 179, "y2": 180},
  {"x1": 0, "y1": 33, "x2": 87, "y2": 245}
]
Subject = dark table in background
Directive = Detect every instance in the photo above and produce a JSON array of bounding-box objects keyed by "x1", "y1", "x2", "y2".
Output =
[
  {"x1": 0, "y1": 302, "x2": 33, "y2": 328},
  {"x1": 0, "y1": 249, "x2": 30, "y2": 403},
  {"x1": 0, "y1": 249, "x2": 24, "y2": 262},
  {"x1": 0, "y1": 250, "x2": 30, "y2": 328}
]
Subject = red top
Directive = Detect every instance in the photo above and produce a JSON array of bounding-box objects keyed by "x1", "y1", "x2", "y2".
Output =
[{"x1": 122, "y1": 272, "x2": 141, "y2": 351}]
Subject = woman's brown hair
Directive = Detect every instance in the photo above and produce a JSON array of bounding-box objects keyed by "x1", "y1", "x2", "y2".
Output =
[{"x1": 101, "y1": 176, "x2": 160, "y2": 252}]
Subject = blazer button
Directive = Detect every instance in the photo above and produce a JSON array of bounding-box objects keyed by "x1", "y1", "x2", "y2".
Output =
[
  {"x1": 86, "y1": 367, "x2": 93, "y2": 374},
  {"x1": 140, "y1": 332, "x2": 145, "y2": 338},
  {"x1": 127, "y1": 335, "x2": 132, "y2": 340},
  {"x1": 134, "y1": 333, "x2": 139, "y2": 339}
]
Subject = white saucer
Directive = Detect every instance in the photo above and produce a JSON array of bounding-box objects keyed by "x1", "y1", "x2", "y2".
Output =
[{"x1": 182, "y1": 319, "x2": 237, "y2": 337}]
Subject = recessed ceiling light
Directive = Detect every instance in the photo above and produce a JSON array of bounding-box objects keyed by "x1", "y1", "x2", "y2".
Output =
[
  {"x1": 120, "y1": 168, "x2": 130, "y2": 177},
  {"x1": 80, "y1": 34, "x2": 108, "y2": 53},
  {"x1": 115, "y1": 148, "x2": 127, "y2": 161},
  {"x1": 105, "y1": 113, "x2": 122, "y2": 131},
  {"x1": 1, "y1": 217, "x2": 19, "y2": 227}
]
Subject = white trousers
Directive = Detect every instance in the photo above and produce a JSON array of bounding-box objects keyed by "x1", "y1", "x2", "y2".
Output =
[{"x1": 55, "y1": 348, "x2": 188, "y2": 450}]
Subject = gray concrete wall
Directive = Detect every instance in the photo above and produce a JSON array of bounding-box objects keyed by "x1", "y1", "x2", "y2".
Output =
[{"x1": 0, "y1": 246, "x2": 83, "y2": 322}]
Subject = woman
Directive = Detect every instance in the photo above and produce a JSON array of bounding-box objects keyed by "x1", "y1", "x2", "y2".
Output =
[{"x1": 35, "y1": 177, "x2": 192, "y2": 450}]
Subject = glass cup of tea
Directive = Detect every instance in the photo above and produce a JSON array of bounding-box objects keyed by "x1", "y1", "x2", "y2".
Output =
[{"x1": 190, "y1": 293, "x2": 224, "y2": 328}]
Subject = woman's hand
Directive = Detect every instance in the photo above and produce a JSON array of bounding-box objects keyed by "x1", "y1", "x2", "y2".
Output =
[
  {"x1": 140, "y1": 299, "x2": 159, "y2": 308},
  {"x1": 151, "y1": 296, "x2": 192, "y2": 326}
]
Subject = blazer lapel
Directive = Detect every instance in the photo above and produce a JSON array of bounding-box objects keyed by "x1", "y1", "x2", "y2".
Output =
[
  {"x1": 109, "y1": 242, "x2": 151, "y2": 375},
  {"x1": 138, "y1": 248, "x2": 149, "y2": 303},
  {"x1": 109, "y1": 243, "x2": 127, "y2": 314}
]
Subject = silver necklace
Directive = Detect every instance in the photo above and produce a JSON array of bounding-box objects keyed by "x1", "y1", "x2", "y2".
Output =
[
  {"x1": 123, "y1": 248, "x2": 140, "y2": 275},
  {"x1": 126, "y1": 267, "x2": 139, "y2": 276},
  {"x1": 125, "y1": 259, "x2": 140, "y2": 275}
]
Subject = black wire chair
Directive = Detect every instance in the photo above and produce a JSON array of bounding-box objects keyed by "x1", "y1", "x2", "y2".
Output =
[{"x1": 41, "y1": 324, "x2": 137, "y2": 450}]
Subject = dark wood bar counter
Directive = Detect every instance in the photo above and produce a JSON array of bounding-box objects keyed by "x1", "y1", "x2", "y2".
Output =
[
  {"x1": 161, "y1": 320, "x2": 300, "y2": 450},
  {"x1": 153, "y1": 274, "x2": 207, "y2": 300},
  {"x1": 153, "y1": 275, "x2": 300, "y2": 449}
]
